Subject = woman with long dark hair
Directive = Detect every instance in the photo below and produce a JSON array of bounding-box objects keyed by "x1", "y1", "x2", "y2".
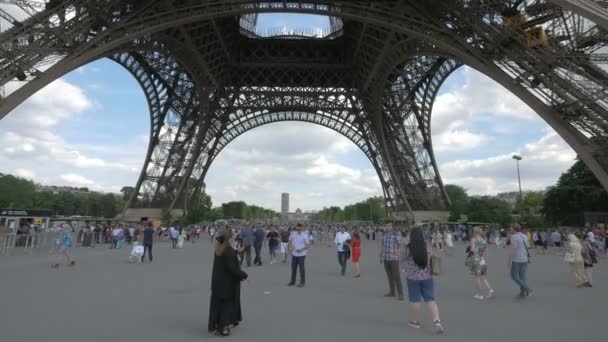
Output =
[
  {"x1": 403, "y1": 227, "x2": 444, "y2": 334},
  {"x1": 208, "y1": 229, "x2": 248, "y2": 336}
]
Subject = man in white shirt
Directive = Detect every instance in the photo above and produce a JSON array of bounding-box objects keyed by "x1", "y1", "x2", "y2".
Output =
[
  {"x1": 111, "y1": 227, "x2": 121, "y2": 249},
  {"x1": 335, "y1": 226, "x2": 351, "y2": 276},
  {"x1": 288, "y1": 223, "x2": 309, "y2": 287}
]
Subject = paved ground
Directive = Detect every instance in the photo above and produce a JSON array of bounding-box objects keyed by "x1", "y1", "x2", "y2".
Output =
[{"x1": 0, "y1": 237, "x2": 604, "y2": 341}]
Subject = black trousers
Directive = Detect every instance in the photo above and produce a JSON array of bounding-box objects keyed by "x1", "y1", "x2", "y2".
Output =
[
  {"x1": 290, "y1": 255, "x2": 306, "y2": 285},
  {"x1": 383, "y1": 260, "x2": 403, "y2": 296},
  {"x1": 254, "y1": 245, "x2": 262, "y2": 265},
  {"x1": 338, "y1": 251, "x2": 348, "y2": 275},
  {"x1": 141, "y1": 243, "x2": 153, "y2": 262},
  {"x1": 240, "y1": 245, "x2": 252, "y2": 267}
]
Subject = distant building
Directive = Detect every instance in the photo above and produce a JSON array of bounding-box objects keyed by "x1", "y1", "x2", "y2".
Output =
[
  {"x1": 283, "y1": 208, "x2": 312, "y2": 222},
  {"x1": 281, "y1": 193, "x2": 289, "y2": 213}
]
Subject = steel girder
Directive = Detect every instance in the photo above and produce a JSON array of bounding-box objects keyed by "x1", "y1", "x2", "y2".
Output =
[{"x1": 1, "y1": 1, "x2": 608, "y2": 222}]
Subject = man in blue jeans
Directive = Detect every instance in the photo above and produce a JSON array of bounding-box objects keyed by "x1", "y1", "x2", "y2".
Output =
[
  {"x1": 509, "y1": 224, "x2": 531, "y2": 299},
  {"x1": 240, "y1": 225, "x2": 254, "y2": 267}
]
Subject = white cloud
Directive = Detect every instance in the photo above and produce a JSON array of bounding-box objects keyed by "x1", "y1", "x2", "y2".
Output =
[
  {"x1": 433, "y1": 67, "x2": 536, "y2": 135},
  {"x1": 6, "y1": 79, "x2": 92, "y2": 131},
  {"x1": 206, "y1": 123, "x2": 382, "y2": 211},
  {"x1": 433, "y1": 130, "x2": 493, "y2": 152},
  {"x1": 0, "y1": 78, "x2": 144, "y2": 193},
  {"x1": 60, "y1": 173, "x2": 96, "y2": 186},
  {"x1": 439, "y1": 131, "x2": 576, "y2": 195},
  {"x1": 14, "y1": 168, "x2": 35, "y2": 180}
]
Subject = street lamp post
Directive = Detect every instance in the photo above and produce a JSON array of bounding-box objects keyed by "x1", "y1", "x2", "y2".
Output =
[{"x1": 512, "y1": 154, "x2": 523, "y2": 201}]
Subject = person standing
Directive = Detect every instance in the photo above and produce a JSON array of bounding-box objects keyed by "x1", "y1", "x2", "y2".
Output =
[
  {"x1": 208, "y1": 229, "x2": 248, "y2": 336},
  {"x1": 240, "y1": 225, "x2": 254, "y2": 267},
  {"x1": 141, "y1": 223, "x2": 155, "y2": 262},
  {"x1": 279, "y1": 227, "x2": 290, "y2": 263},
  {"x1": 288, "y1": 224, "x2": 309, "y2": 287},
  {"x1": 430, "y1": 230, "x2": 444, "y2": 276},
  {"x1": 351, "y1": 231, "x2": 362, "y2": 278},
  {"x1": 581, "y1": 232, "x2": 596, "y2": 287},
  {"x1": 335, "y1": 226, "x2": 351, "y2": 276},
  {"x1": 470, "y1": 226, "x2": 494, "y2": 299},
  {"x1": 169, "y1": 227, "x2": 179, "y2": 248},
  {"x1": 380, "y1": 223, "x2": 404, "y2": 300},
  {"x1": 253, "y1": 225, "x2": 266, "y2": 266},
  {"x1": 509, "y1": 224, "x2": 531, "y2": 299},
  {"x1": 128, "y1": 226, "x2": 135, "y2": 245},
  {"x1": 444, "y1": 229, "x2": 454, "y2": 255},
  {"x1": 403, "y1": 227, "x2": 444, "y2": 334},
  {"x1": 267, "y1": 225, "x2": 280, "y2": 265}
]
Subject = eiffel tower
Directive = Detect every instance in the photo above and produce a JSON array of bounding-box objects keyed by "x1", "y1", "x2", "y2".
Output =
[{"x1": 0, "y1": 1, "x2": 607, "y2": 224}]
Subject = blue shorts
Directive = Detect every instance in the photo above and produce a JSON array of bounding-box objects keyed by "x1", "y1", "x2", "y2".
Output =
[{"x1": 406, "y1": 278, "x2": 435, "y2": 303}]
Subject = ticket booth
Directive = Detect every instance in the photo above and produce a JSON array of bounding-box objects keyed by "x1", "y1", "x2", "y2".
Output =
[
  {"x1": 0, "y1": 209, "x2": 52, "y2": 251},
  {"x1": 0, "y1": 209, "x2": 52, "y2": 234}
]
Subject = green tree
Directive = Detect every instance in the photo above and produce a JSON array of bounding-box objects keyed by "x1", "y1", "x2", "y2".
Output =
[
  {"x1": 468, "y1": 196, "x2": 512, "y2": 227},
  {"x1": 0, "y1": 174, "x2": 37, "y2": 208},
  {"x1": 161, "y1": 208, "x2": 173, "y2": 226},
  {"x1": 120, "y1": 186, "x2": 135, "y2": 201},
  {"x1": 543, "y1": 160, "x2": 608, "y2": 226},
  {"x1": 99, "y1": 193, "x2": 119, "y2": 218},
  {"x1": 445, "y1": 184, "x2": 469, "y2": 221}
]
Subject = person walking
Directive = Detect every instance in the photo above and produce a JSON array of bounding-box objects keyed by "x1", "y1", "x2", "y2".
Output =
[
  {"x1": 509, "y1": 224, "x2": 531, "y2": 299},
  {"x1": 208, "y1": 229, "x2": 248, "y2": 336},
  {"x1": 240, "y1": 225, "x2": 254, "y2": 267},
  {"x1": 279, "y1": 227, "x2": 290, "y2": 263},
  {"x1": 469, "y1": 226, "x2": 494, "y2": 299},
  {"x1": 380, "y1": 223, "x2": 404, "y2": 301},
  {"x1": 403, "y1": 227, "x2": 444, "y2": 334},
  {"x1": 253, "y1": 225, "x2": 265, "y2": 266},
  {"x1": 287, "y1": 224, "x2": 309, "y2": 287},
  {"x1": 581, "y1": 232, "x2": 596, "y2": 287},
  {"x1": 564, "y1": 233, "x2": 587, "y2": 287},
  {"x1": 267, "y1": 225, "x2": 280, "y2": 264},
  {"x1": 335, "y1": 226, "x2": 351, "y2": 276},
  {"x1": 351, "y1": 231, "x2": 362, "y2": 278},
  {"x1": 51, "y1": 224, "x2": 76, "y2": 268},
  {"x1": 141, "y1": 222, "x2": 155, "y2": 262}
]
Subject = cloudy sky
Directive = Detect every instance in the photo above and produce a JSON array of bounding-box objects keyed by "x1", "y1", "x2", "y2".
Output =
[{"x1": 0, "y1": 13, "x2": 577, "y2": 211}]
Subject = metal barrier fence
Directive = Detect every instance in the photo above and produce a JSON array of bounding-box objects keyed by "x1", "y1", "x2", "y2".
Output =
[{"x1": 0, "y1": 232, "x2": 61, "y2": 256}]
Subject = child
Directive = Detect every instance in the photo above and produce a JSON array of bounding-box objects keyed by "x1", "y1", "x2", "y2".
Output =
[
  {"x1": 177, "y1": 230, "x2": 186, "y2": 249},
  {"x1": 130, "y1": 241, "x2": 144, "y2": 263}
]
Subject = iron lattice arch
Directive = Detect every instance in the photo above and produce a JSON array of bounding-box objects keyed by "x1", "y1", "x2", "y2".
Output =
[{"x1": 0, "y1": 1, "x2": 608, "y2": 223}]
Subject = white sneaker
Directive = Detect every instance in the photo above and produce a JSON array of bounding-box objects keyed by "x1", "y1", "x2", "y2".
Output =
[
  {"x1": 474, "y1": 294, "x2": 485, "y2": 300},
  {"x1": 486, "y1": 290, "x2": 495, "y2": 299}
]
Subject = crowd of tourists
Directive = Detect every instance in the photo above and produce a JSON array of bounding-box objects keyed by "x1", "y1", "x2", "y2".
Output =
[
  {"x1": 207, "y1": 221, "x2": 605, "y2": 336},
  {"x1": 46, "y1": 219, "x2": 604, "y2": 337},
  {"x1": 50, "y1": 223, "x2": 203, "y2": 267}
]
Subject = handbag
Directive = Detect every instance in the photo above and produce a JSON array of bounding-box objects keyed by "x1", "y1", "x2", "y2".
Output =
[
  {"x1": 431, "y1": 256, "x2": 441, "y2": 276},
  {"x1": 590, "y1": 248, "x2": 598, "y2": 264},
  {"x1": 563, "y1": 252, "x2": 575, "y2": 263},
  {"x1": 343, "y1": 243, "x2": 351, "y2": 259}
]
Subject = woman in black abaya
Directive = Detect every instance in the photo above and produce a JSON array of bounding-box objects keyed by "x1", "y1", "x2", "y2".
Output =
[{"x1": 208, "y1": 229, "x2": 248, "y2": 336}]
